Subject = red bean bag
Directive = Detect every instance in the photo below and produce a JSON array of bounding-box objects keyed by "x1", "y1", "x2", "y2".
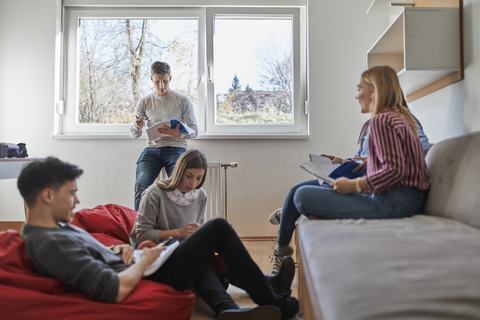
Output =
[
  {"x1": 71, "y1": 203, "x2": 136, "y2": 245},
  {"x1": 0, "y1": 204, "x2": 195, "y2": 319}
]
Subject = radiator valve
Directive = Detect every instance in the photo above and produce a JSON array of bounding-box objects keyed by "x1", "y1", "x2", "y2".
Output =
[{"x1": 222, "y1": 162, "x2": 238, "y2": 168}]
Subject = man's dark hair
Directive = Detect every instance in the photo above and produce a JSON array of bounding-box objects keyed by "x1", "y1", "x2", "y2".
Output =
[
  {"x1": 151, "y1": 61, "x2": 171, "y2": 76},
  {"x1": 17, "y1": 157, "x2": 83, "y2": 206}
]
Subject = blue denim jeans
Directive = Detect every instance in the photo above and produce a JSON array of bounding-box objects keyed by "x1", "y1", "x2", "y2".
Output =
[
  {"x1": 277, "y1": 179, "x2": 427, "y2": 246},
  {"x1": 134, "y1": 147, "x2": 185, "y2": 210}
]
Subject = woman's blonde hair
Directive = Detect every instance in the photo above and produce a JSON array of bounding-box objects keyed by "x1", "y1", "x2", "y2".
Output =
[
  {"x1": 361, "y1": 65, "x2": 418, "y2": 134},
  {"x1": 157, "y1": 149, "x2": 208, "y2": 191}
]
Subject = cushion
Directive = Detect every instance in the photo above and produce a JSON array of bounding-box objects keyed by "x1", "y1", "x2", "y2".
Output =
[
  {"x1": 0, "y1": 230, "x2": 195, "y2": 320},
  {"x1": 71, "y1": 204, "x2": 137, "y2": 244},
  {"x1": 424, "y1": 131, "x2": 480, "y2": 228},
  {"x1": 298, "y1": 216, "x2": 480, "y2": 320}
]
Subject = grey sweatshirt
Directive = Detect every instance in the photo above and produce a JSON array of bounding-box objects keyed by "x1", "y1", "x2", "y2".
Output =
[
  {"x1": 130, "y1": 91, "x2": 198, "y2": 149},
  {"x1": 22, "y1": 223, "x2": 126, "y2": 303},
  {"x1": 129, "y1": 185, "x2": 207, "y2": 248}
]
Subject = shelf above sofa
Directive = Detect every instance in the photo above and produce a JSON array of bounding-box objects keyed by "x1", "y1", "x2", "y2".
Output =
[
  {"x1": 366, "y1": 0, "x2": 463, "y2": 102},
  {"x1": 367, "y1": 0, "x2": 417, "y2": 15}
]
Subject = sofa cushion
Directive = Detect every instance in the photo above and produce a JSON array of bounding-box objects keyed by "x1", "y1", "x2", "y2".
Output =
[
  {"x1": 424, "y1": 131, "x2": 480, "y2": 228},
  {"x1": 0, "y1": 229, "x2": 195, "y2": 320},
  {"x1": 71, "y1": 204, "x2": 137, "y2": 244},
  {"x1": 298, "y1": 215, "x2": 480, "y2": 320}
]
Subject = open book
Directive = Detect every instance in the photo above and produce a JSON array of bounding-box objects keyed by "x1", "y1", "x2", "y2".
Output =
[
  {"x1": 300, "y1": 154, "x2": 366, "y2": 184},
  {"x1": 133, "y1": 241, "x2": 179, "y2": 277},
  {"x1": 146, "y1": 120, "x2": 195, "y2": 142}
]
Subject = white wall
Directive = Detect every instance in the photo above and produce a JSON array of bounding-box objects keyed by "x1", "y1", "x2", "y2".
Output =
[
  {"x1": 1, "y1": 0, "x2": 386, "y2": 236},
  {"x1": 409, "y1": 0, "x2": 480, "y2": 143}
]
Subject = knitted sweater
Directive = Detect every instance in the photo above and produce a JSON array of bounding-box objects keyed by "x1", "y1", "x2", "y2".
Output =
[
  {"x1": 130, "y1": 91, "x2": 198, "y2": 149},
  {"x1": 129, "y1": 185, "x2": 207, "y2": 248}
]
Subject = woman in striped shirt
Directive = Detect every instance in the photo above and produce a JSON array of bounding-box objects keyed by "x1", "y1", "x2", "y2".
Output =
[{"x1": 270, "y1": 65, "x2": 430, "y2": 274}]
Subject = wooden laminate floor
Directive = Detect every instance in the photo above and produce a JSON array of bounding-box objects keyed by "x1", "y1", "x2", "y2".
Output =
[{"x1": 190, "y1": 238, "x2": 298, "y2": 320}]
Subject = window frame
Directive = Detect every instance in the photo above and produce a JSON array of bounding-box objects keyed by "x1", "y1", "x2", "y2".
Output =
[
  {"x1": 62, "y1": 7, "x2": 205, "y2": 135},
  {"x1": 205, "y1": 7, "x2": 307, "y2": 135},
  {"x1": 55, "y1": 2, "x2": 308, "y2": 139}
]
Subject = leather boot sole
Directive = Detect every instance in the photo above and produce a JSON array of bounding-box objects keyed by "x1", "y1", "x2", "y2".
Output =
[{"x1": 219, "y1": 305, "x2": 281, "y2": 320}]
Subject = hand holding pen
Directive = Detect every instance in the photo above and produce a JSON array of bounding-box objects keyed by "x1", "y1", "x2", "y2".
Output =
[{"x1": 134, "y1": 115, "x2": 147, "y2": 129}]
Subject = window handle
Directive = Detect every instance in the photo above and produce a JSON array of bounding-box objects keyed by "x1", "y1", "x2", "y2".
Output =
[{"x1": 208, "y1": 66, "x2": 213, "y2": 83}]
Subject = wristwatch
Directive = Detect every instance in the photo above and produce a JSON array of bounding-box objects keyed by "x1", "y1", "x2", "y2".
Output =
[{"x1": 356, "y1": 178, "x2": 362, "y2": 193}]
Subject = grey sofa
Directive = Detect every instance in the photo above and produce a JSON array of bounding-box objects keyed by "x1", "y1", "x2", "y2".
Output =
[{"x1": 296, "y1": 131, "x2": 480, "y2": 320}]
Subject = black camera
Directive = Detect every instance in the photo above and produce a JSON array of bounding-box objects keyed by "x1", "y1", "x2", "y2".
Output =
[{"x1": 0, "y1": 143, "x2": 28, "y2": 158}]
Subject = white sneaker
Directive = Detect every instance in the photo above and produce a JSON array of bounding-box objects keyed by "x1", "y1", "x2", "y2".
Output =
[
  {"x1": 270, "y1": 245, "x2": 294, "y2": 274},
  {"x1": 269, "y1": 208, "x2": 282, "y2": 225}
]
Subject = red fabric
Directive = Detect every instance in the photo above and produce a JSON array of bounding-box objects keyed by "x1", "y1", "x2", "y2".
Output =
[
  {"x1": 0, "y1": 230, "x2": 67, "y2": 294},
  {"x1": 0, "y1": 281, "x2": 195, "y2": 320},
  {"x1": 0, "y1": 204, "x2": 196, "y2": 319},
  {"x1": 211, "y1": 254, "x2": 229, "y2": 276},
  {"x1": 71, "y1": 204, "x2": 137, "y2": 243}
]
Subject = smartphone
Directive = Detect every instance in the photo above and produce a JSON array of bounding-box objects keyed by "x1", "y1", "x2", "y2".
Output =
[{"x1": 155, "y1": 236, "x2": 174, "y2": 248}]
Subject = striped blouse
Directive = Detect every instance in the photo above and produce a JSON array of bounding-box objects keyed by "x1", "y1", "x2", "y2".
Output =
[{"x1": 365, "y1": 110, "x2": 430, "y2": 195}]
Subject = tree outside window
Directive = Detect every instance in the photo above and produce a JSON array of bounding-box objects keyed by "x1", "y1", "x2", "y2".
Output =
[{"x1": 78, "y1": 19, "x2": 198, "y2": 124}]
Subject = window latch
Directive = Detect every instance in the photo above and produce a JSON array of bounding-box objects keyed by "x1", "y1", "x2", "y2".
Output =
[{"x1": 208, "y1": 66, "x2": 213, "y2": 83}]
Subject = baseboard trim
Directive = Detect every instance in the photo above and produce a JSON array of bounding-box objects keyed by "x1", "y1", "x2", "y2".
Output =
[
  {"x1": 0, "y1": 221, "x2": 24, "y2": 232},
  {"x1": 240, "y1": 236, "x2": 277, "y2": 241}
]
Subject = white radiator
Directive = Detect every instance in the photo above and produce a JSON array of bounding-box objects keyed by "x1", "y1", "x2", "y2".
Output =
[
  {"x1": 157, "y1": 161, "x2": 225, "y2": 221},
  {"x1": 203, "y1": 161, "x2": 225, "y2": 221}
]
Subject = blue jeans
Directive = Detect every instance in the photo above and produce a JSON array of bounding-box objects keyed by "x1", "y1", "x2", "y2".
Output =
[
  {"x1": 134, "y1": 147, "x2": 185, "y2": 210},
  {"x1": 277, "y1": 179, "x2": 427, "y2": 246}
]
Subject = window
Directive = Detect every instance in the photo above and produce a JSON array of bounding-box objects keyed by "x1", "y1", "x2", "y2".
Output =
[
  {"x1": 58, "y1": 4, "x2": 307, "y2": 138},
  {"x1": 206, "y1": 8, "x2": 306, "y2": 134},
  {"x1": 63, "y1": 8, "x2": 204, "y2": 134},
  {"x1": 78, "y1": 19, "x2": 198, "y2": 125}
]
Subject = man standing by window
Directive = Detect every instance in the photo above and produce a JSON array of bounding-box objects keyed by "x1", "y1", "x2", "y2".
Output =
[{"x1": 131, "y1": 61, "x2": 198, "y2": 211}]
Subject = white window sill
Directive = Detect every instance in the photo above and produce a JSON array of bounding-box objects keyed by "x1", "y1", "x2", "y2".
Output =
[{"x1": 52, "y1": 132, "x2": 309, "y2": 140}]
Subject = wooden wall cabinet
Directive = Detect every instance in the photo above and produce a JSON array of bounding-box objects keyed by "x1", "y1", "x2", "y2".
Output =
[{"x1": 367, "y1": 0, "x2": 463, "y2": 102}]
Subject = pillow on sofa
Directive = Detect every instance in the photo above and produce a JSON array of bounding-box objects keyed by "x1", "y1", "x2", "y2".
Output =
[
  {"x1": 424, "y1": 131, "x2": 480, "y2": 228},
  {"x1": 71, "y1": 204, "x2": 137, "y2": 244}
]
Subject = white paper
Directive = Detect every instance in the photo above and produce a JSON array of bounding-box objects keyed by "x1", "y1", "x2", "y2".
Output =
[
  {"x1": 146, "y1": 121, "x2": 172, "y2": 141},
  {"x1": 146, "y1": 120, "x2": 195, "y2": 141},
  {"x1": 181, "y1": 124, "x2": 195, "y2": 136},
  {"x1": 300, "y1": 161, "x2": 335, "y2": 183},
  {"x1": 134, "y1": 241, "x2": 179, "y2": 277},
  {"x1": 309, "y1": 154, "x2": 340, "y2": 175}
]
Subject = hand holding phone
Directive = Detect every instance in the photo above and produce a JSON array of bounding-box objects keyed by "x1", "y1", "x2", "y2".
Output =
[{"x1": 156, "y1": 236, "x2": 174, "y2": 248}]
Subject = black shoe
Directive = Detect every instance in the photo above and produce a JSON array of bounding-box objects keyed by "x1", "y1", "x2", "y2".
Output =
[
  {"x1": 217, "y1": 274, "x2": 230, "y2": 290},
  {"x1": 278, "y1": 296, "x2": 299, "y2": 320},
  {"x1": 218, "y1": 305, "x2": 281, "y2": 320},
  {"x1": 266, "y1": 255, "x2": 295, "y2": 296}
]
